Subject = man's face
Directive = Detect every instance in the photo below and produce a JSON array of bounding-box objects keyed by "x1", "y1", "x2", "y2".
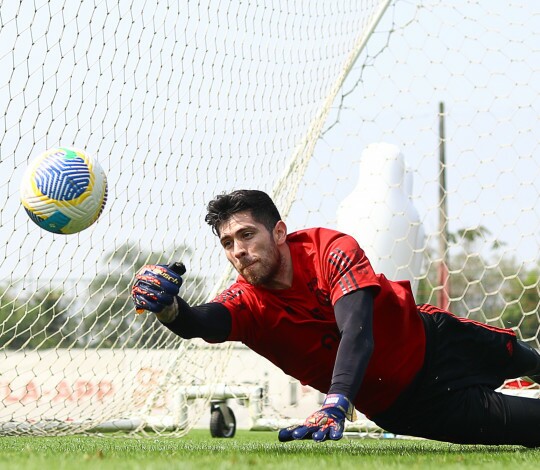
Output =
[{"x1": 218, "y1": 211, "x2": 282, "y2": 287}]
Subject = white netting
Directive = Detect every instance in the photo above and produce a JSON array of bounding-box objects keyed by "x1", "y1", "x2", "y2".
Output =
[
  {"x1": 1, "y1": 0, "x2": 539, "y2": 436},
  {"x1": 0, "y1": 0, "x2": 391, "y2": 435}
]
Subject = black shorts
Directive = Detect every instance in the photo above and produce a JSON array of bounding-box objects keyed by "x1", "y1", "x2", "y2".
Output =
[{"x1": 371, "y1": 304, "x2": 540, "y2": 447}]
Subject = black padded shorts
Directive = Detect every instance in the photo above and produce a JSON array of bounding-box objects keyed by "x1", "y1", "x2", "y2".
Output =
[{"x1": 371, "y1": 304, "x2": 540, "y2": 447}]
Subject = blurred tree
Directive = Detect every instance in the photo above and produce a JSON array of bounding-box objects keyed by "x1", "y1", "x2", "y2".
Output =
[
  {"x1": 500, "y1": 268, "x2": 540, "y2": 343},
  {"x1": 0, "y1": 287, "x2": 76, "y2": 349},
  {"x1": 81, "y1": 242, "x2": 207, "y2": 348},
  {"x1": 416, "y1": 226, "x2": 539, "y2": 347}
]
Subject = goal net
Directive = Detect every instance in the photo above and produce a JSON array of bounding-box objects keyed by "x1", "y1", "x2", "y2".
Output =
[{"x1": 1, "y1": 0, "x2": 539, "y2": 437}]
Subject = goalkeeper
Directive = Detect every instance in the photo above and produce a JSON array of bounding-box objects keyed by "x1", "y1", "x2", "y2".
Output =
[{"x1": 132, "y1": 189, "x2": 540, "y2": 447}]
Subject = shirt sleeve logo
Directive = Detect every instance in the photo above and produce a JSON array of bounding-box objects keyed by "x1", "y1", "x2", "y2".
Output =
[{"x1": 328, "y1": 248, "x2": 361, "y2": 295}]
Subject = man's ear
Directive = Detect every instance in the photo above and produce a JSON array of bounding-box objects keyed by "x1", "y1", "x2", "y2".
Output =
[{"x1": 273, "y1": 220, "x2": 287, "y2": 245}]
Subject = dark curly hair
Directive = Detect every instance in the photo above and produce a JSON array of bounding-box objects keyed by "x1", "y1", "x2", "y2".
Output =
[{"x1": 205, "y1": 189, "x2": 282, "y2": 236}]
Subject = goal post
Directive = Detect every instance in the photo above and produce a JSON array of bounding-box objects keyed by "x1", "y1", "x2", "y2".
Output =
[{"x1": 1, "y1": 0, "x2": 540, "y2": 437}]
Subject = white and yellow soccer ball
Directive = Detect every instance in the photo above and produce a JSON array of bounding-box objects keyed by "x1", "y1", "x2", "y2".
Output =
[{"x1": 20, "y1": 147, "x2": 108, "y2": 234}]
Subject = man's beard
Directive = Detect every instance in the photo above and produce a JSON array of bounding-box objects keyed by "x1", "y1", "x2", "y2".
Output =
[{"x1": 240, "y1": 247, "x2": 282, "y2": 287}]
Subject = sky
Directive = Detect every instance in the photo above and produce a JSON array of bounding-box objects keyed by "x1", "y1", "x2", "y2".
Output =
[
  {"x1": 1, "y1": 0, "x2": 539, "y2": 298},
  {"x1": 293, "y1": 0, "x2": 540, "y2": 268}
]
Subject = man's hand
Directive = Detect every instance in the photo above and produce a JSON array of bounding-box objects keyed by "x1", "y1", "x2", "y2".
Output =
[
  {"x1": 131, "y1": 263, "x2": 185, "y2": 321},
  {"x1": 278, "y1": 394, "x2": 356, "y2": 442}
]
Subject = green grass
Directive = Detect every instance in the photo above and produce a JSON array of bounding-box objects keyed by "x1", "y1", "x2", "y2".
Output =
[{"x1": 0, "y1": 430, "x2": 538, "y2": 470}]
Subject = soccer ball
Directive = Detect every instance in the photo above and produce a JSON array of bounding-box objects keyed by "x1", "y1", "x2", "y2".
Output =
[{"x1": 20, "y1": 147, "x2": 108, "y2": 234}]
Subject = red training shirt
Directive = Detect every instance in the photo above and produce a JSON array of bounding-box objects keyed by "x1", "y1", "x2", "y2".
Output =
[{"x1": 212, "y1": 227, "x2": 426, "y2": 417}]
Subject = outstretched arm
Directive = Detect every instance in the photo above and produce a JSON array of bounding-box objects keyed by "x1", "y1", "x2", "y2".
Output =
[
  {"x1": 160, "y1": 297, "x2": 231, "y2": 343},
  {"x1": 329, "y1": 288, "x2": 374, "y2": 398},
  {"x1": 279, "y1": 287, "x2": 374, "y2": 442},
  {"x1": 131, "y1": 263, "x2": 232, "y2": 343}
]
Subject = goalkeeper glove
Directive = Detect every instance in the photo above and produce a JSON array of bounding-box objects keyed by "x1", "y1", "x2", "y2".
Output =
[
  {"x1": 131, "y1": 263, "x2": 185, "y2": 317},
  {"x1": 278, "y1": 394, "x2": 356, "y2": 443}
]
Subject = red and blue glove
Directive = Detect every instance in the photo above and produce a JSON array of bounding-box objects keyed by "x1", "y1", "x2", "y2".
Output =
[
  {"x1": 278, "y1": 394, "x2": 356, "y2": 442},
  {"x1": 131, "y1": 262, "x2": 185, "y2": 314}
]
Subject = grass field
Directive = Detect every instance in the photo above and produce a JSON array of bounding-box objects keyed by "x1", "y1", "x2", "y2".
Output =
[{"x1": 0, "y1": 430, "x2": 538, "y2": 470}]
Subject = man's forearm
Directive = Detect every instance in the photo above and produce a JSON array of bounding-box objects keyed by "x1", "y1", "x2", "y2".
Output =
[
  {"x1": 159, "y1": 297, "x2": 232, "y2": 343},
  {"x1": 328, "y1": 289, "x2": 374, "y2": 400}
]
